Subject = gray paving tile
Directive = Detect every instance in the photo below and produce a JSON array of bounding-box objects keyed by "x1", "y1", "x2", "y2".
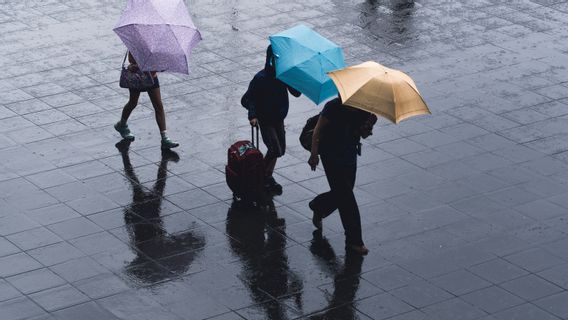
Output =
[
  {"x1": 49, "y1": 257, "x2": 108, "y2": 283},
  {"x1": 65, "y1": 194, "x2": 120, "y2": 216},
  {"x1": 0, "y1": 214, "x2": 41, "y2": 237},
  {"x1": 28, "y1": 242, "x2": 85, "y2": 267},
  {"x1": 6, "y1": 268, "x2": 66, "y2": 295},
  {"x1": 29, "y1": 284, "x2": 90, "y2": 312},
  {"x1": 0, "y1": 237, "x2": 20, "y2": 258},
  {"x1": 47, "y1": 217, "x2": 103, "y2": 241},
  {"x1": 378, "y1": 138, "x2": 429, "y2": 156},
  {"x1": 25, "y1": 169, "x2": 78, "y2": 189},
  {"x1": 469, "y1": 258, "x2": 529, "y2": 284},
  {"x1": 515, "y1": 200, "x2": 568, "y2": 221},
  {"x1": 461, "y1": 286, "x2": 524, "y2": 314},
  {"x1": 361, "y1": 265, "x2": 421, "y2": 291},
  {"x1": 534, "y1": 291, "x2": 568, "y2": 319},
  {"x1": 403, "y1": 245, "x2": 495, "y2": 279},
  {"x1": 538, "y1": 263, "x2": 568, "y2": 290},
  {"x1": 355, "y1": 293, "x2": 415, "y2": 320},
  {"x1": 51, "y1": 302, "x2": 120, "y2": 320},
  {"x1": 486, "y1": 187, "x2": 541, "y2": 208},
  {"x1": 73, "y1": 273, "x2": 127, "y2": 300},
  {"x1": 0, "y1": 279, "x2": 21, "y2": 302},
  {"x1": 509, "y1": 223, "x2": 567, "y2": 246},
  {"x1": 69, "y1": 231, "x2": 129, "y2": 256},
  {"x1": 492, "y1": 303, "x2": 561, "y2": 320},
  {"x1": 0, "y1": 296, "x2": 46, "y2": 320},
  {"x1": 166, "y1": 188, "x2": 221, "y2": 211},
  {"x1": 540, "y1": 237, "x2": 568, "y2": 260},
  {"x1": 431, "y1": 269, "x2": 492, "y2": 296},
  {"x1": 0, "y1": 252, "x2": 43, "y2": 278},
  {"x1": 390, "y1": 280, "x2": 453, "y2": 308},
  {"x1": 6, "y1": 227, "x2": 63, "y2": 251},
  {"x1": 504, "y1": 248, "x2": 566, "y2": 273},
  {"x1": 499, "y1": 274, "x2": 562, "y2": 301},
  {"x1": 422, "y1": 298, "x2": 487, "y2": 320}
]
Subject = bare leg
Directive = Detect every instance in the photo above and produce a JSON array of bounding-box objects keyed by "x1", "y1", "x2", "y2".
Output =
[
  {"x1": 147, "y1": 87, "x2": 166, "y2": 132},
  {"x1": 147, "y1": 87, "x2": 179, "y2": 149},
  {"x1": 121, "y1": 89, "x2": 141, "y2": 123}
]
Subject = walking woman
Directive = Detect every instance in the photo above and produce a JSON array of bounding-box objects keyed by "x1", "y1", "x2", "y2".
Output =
[
  {"x1": 308, "y1": 97, "x2": 377, "y2": 255},
  {"x1": 114, "y1": 52, "x2": 179, "y2": 150}
]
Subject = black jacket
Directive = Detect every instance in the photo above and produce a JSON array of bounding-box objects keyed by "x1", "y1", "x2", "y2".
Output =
[{"x1": 241, "y1": 46, "x2": 301, "y2": 123}]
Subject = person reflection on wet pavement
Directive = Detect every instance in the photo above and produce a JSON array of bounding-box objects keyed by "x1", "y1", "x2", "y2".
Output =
[
  {"x1": 357, "y1": 0, "x2": 416, "y2": 43},
  {"x1": 226, "y1": 198, "x2": 303, "y2": 319},
  {"x1": 116, "y1": 140, "x2": 205, "y2": 284},
  {"x1": 308, "y1": 231, "x2": 364, "y2": 320}
]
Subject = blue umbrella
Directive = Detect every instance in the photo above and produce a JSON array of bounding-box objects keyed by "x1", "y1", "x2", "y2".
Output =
[{"x1": 269, "y1": 25, "x2": 346, "y2": 105}]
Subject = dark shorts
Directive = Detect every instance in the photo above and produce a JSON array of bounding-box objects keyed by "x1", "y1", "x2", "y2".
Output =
[
  {"x1": 130, "y1": 76, "x2": 160, "y2": 93},
  {"x1": 259, "y1": 120, "x2": 286, "y2": 159}
]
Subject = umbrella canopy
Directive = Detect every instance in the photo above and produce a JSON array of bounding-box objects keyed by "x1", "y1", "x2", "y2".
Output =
[
  {"x1": 269, "y1": 25, "x2": 345, "y2": 105},
  {"x1": 328, "y1": 61, "x2": 431, "y2": 124},
  {"x1": 113, "y1": 0, "x2": 201, "y2": 74}
]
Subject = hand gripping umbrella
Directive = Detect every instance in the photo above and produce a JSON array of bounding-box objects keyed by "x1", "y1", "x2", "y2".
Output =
[
  {"x1": 113, "y1": 0, "x2": 201, "y2": 74},
  {"x1": 328, "y1": 61, "x2": 431, "y2": 123},
  {"x1": 269, "y1": 25, "x2": 346, "y2": 105}
]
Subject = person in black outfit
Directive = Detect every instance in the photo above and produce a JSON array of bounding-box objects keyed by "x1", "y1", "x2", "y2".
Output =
[
  {"x1": 308, "y1": 97, "x2": 377, "y2": 255},
  {"x1": 241, "y1": 45, "x2": 302, "y2": 194}
]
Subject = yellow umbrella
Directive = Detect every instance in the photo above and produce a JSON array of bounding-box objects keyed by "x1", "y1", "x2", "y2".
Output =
[{"x1": 327, "y1": 61, "x2": 431, "y2": 124}]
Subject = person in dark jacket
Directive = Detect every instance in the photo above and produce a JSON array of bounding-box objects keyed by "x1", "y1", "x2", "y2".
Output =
[
  {"x1": 241, "y1": 45, "x2": 301, "y2": 194},
  {"x1": 308, "y1": 97, "x2": 377, "y2": 255}
]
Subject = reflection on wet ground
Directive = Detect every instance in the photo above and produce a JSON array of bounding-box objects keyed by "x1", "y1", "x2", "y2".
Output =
[
  {"x1": 308, "y1": 233, "x2": 365, "y2": 319},
  {"x1": 2, "y1": 0, "x2": 568, "y2": 318},
  {"x1": 357, "y1": 0, "x2": 416, "y2": 43},
  {"x1": 117, "y1": 141, "x2": 205, "y2": 285},
  {"x1": 227, "y1": 203, "x2": 304, "y2": 319}
]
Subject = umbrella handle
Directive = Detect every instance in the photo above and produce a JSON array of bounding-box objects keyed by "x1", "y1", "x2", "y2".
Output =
[
  {"x1": 251, "y1": 125, "x2": 259, "y2": 149},
  {"x1": 121, "y1": 50, "x2": 128, "y2": 69}
]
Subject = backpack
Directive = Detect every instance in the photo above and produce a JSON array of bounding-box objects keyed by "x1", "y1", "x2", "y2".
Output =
[{"x1": 299, "y1": 114, "x2": 319, "y2": 151}]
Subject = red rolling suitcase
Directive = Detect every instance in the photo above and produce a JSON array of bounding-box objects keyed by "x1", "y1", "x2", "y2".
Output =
[{"x1": 225, "y1": 126, "x2": 265, "y2": 205}]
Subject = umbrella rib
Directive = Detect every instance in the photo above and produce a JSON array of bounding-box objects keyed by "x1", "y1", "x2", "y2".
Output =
[
  {"x1": 390, "y1": 73, "x2": 398, "y2": 121},
  {"x1": 320, "y1": 47, "x2": 344, "y2": 69},
  {"x1": 329, "y1": 73, "x2": 347, "y2": 102},
  {"x1": 394, "y1": 81, "x2": 431, "y2": 122},
  {"x1": 402, "y1": 80, "x2": 429, "y2": 110}
]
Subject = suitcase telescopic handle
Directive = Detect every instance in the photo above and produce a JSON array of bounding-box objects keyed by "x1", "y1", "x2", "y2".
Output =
[{"x1": 251, "y1": 125, "x2": 259, "y2": 149}]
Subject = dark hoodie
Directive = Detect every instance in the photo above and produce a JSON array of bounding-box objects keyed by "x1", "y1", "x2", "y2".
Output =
[{"x1": 241, "y1": 46, "x2": 301, "y2": 123}]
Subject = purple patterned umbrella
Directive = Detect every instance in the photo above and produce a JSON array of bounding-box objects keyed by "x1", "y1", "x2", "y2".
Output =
[{"x1": 113, "y1": 0, "x2": 201, "y2": 74}]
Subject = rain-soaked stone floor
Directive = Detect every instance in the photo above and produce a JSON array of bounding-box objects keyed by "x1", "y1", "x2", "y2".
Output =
[{"x1": 2, "y1": 0, "x2": 568, "y2": 319}]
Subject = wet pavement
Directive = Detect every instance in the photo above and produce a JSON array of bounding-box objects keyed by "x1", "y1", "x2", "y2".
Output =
[{"x1": 1, "y1": 0, "x2": 568, "y2": 319}]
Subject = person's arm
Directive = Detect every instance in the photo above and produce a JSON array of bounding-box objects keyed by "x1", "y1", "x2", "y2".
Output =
[
  {"x1": 126, "y1": 52, "x2": 141, "y2": 73},
  {"x1": 128, "y1": 52, "x2": 136, "y2": 64},
  {"x1": 308, "y1": 115, "x2": 329, "y2": 171},
  {"x1": 241, "y1": 79, "x2": 259, "y2": 124}
]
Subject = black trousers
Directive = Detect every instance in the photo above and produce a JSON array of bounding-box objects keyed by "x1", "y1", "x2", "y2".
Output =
[{"x1": 311, "y1": 155, "x2": 363, "y2": 246}]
